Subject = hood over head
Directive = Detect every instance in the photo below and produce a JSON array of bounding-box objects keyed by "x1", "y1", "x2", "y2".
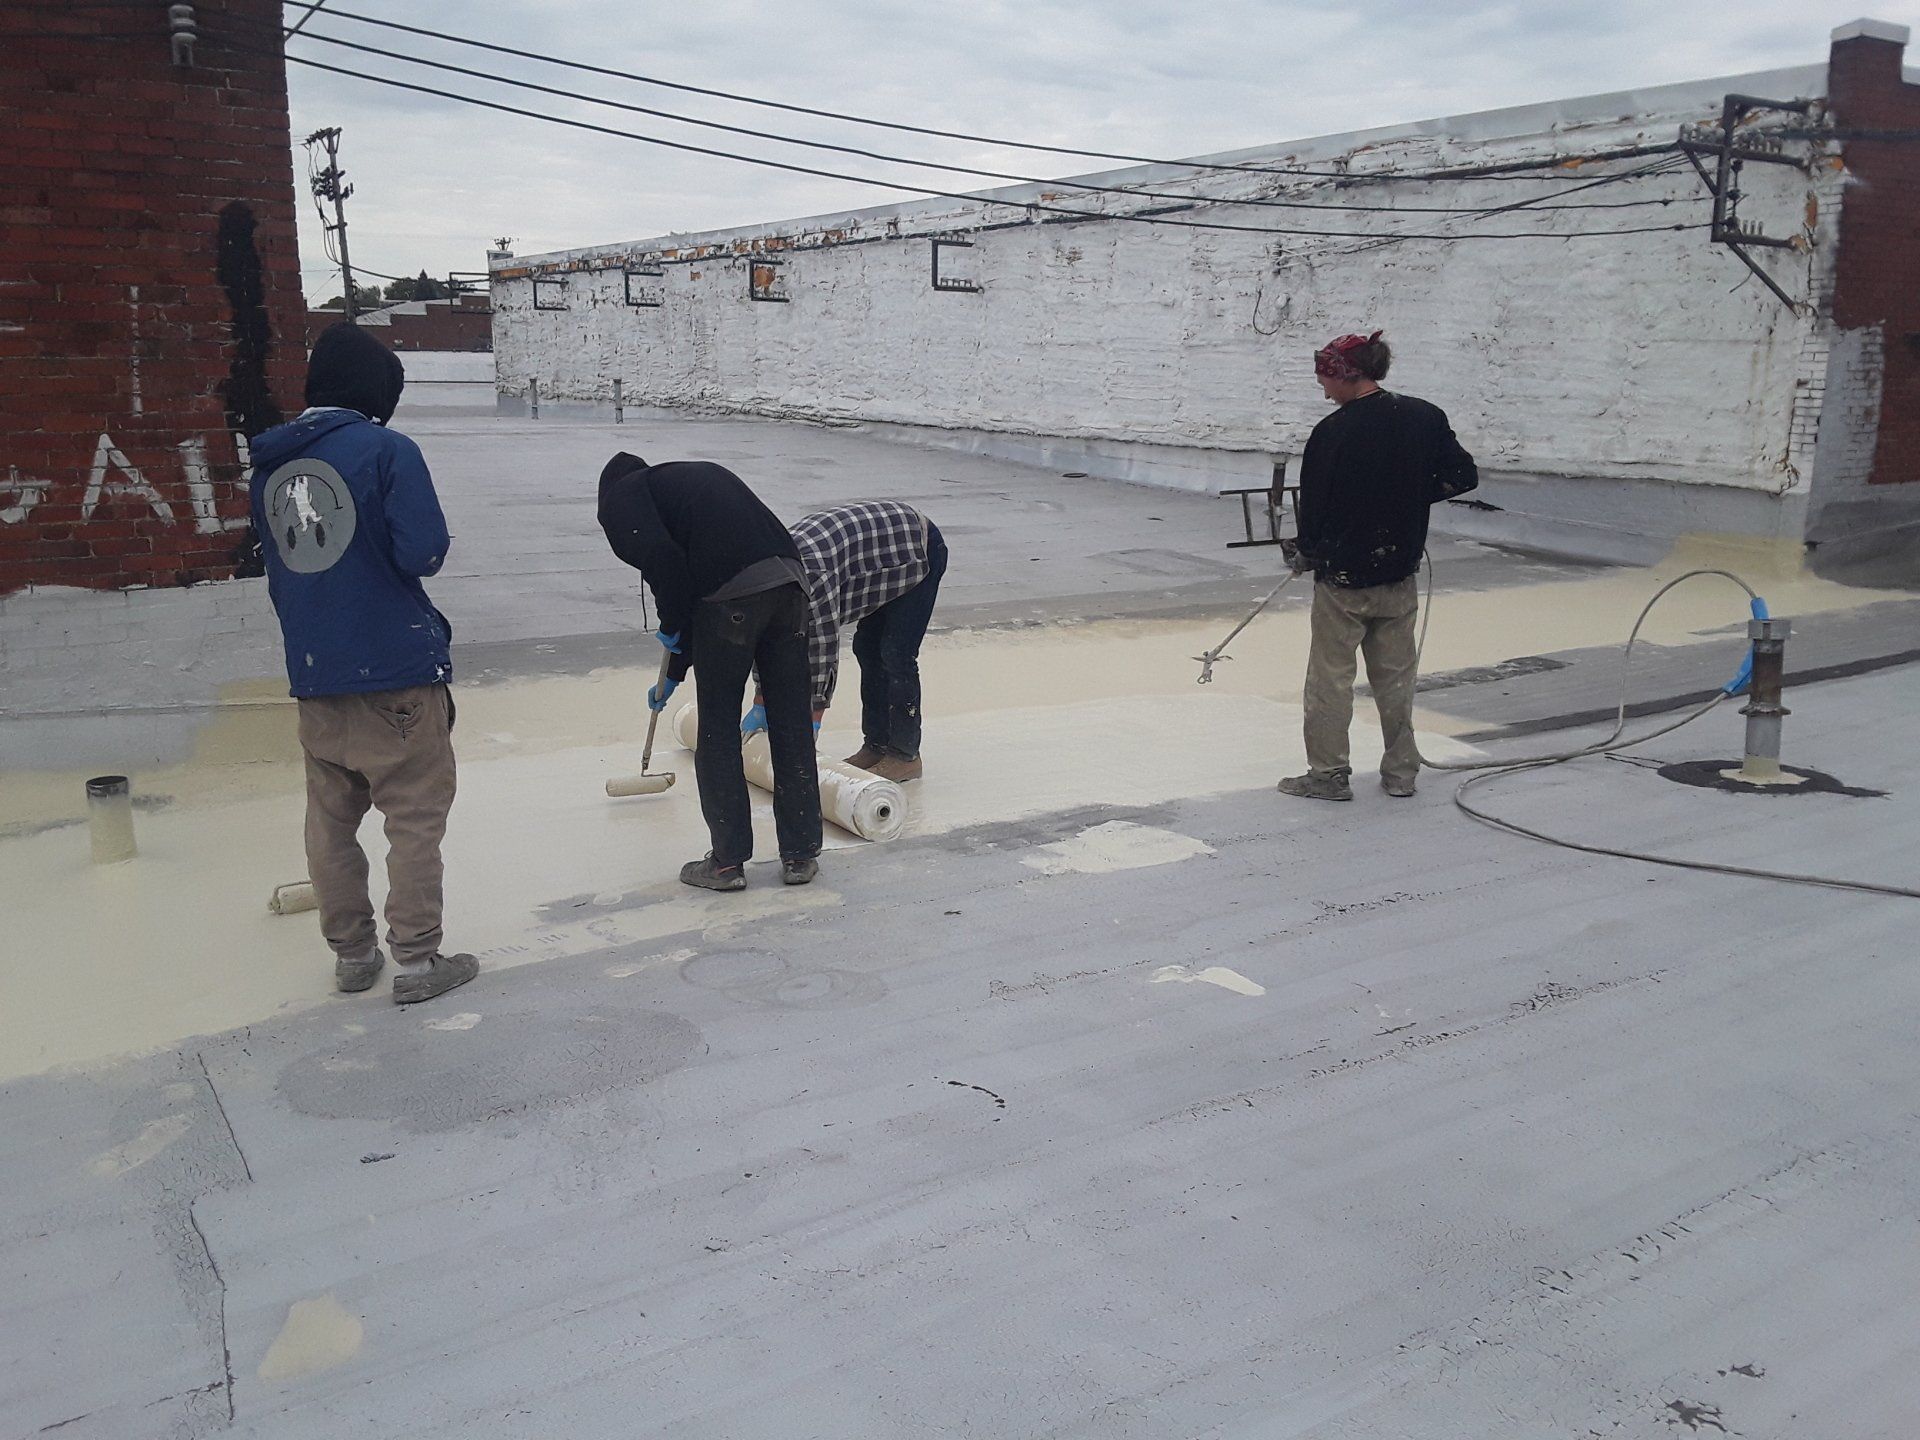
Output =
[
  {"x1": 598, "y1": 451, "x2": 650, "y2": 487},
  {"x1": 305, "y1": 321, "x2": 406, "y2": 424}
]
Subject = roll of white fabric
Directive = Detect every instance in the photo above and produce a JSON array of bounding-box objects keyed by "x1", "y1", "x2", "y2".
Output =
[{"x1": 668, "y1": 701, "x2": 908, "y2": 843}]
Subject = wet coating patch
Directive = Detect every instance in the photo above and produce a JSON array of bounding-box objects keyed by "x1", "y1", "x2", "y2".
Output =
[
  {"x1": 679, "y1": 948, "x2": 886, "y2": 1010},
  {"x1": 278, "y1": 996, "x2": 700, "y2": 1131},
  {"x1": 1150, "y1": 965, "x2": 1266, "y2": 997},
  {"x1": 423, "y1": 1012, "x2": 482, "y2": 1031},
  {"x1": 257, "y1": 1295, "x2": 363, "y2": 1382},
  {"x1": 87, "y1": 1113, "x2": 195, "y2": 1178},
  {"x1": 1021, "y1": 820, "x2": 1214, "y2": 876}
]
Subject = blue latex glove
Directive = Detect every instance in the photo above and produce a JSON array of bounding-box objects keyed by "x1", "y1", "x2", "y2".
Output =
[
  {"x1": 655, "y1": 629, "x2": 682, "y2": 655},
  {"x1": 741, "y1": 703, "x2": 768, "y2": 736},
  {"x1": 646, "y1": 677, "x2": 678, "y2": 713}
]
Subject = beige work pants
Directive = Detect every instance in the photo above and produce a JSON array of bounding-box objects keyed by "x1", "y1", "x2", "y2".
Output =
[
  {"x1": 1303, "y1": 576, "x2": 1421, "y2": 785},
  {"x1": 297, "y1": 684, "x2": 456, "y2": 965}
]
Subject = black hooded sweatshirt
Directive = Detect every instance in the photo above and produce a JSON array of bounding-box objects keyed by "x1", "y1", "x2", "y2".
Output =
[
  {"x1": 305, "y1": 321, "x2": 406, "y2": 424},
  {"x1": 1296, "y1": 390, "x2": 1478, "y2": 589},
  {"x1": 596, "y1": 453, "x2": 800, "y2": 679}
]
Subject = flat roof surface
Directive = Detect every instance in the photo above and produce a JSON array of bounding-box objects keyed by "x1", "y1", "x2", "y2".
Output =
[{"x1": 4, "y1": 412, "x2": 1916, "y2": 1438}]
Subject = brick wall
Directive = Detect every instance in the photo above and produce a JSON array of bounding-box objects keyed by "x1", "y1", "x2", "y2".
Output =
[
  {"x1": 0, "y1": 0, "x2": 305, "y2": 595},
  {"x1": 1829, "y1": 25, "x2": 1920, "y2": 490},
  {"x1": 306, "y1": 297, "x2": 494, "y2": 352}
]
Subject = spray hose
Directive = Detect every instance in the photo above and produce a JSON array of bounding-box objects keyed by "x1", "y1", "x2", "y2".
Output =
[
  {"x1": 1413, "y1": 559, "x2": 1920, "y2": 900},
  {"x1": 1195, "y1": 551, "x2": 1920, "y2": 900},
  {"x1": 1410, "y1": 563, "x2": 1761, "y2": 774}
]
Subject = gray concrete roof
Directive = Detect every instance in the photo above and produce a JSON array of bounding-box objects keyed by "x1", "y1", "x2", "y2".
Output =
[{"x1": 5, "y1": 411, "x2": 1918, "y2": 1438}]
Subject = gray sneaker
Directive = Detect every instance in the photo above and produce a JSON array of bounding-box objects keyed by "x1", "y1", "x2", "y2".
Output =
[
  {"x1": 1381, "y1": 775, "x2": 1418, "y2": 798},
  {"x1": 335, "y1": 948, "x2": 385, "y2": 994},
  {"x1": 782, "y1": 856, "x2": 819, "y2": 886},
  {"x1": 1277, "y1": 771, "x2": 1353, "y2": 802},
  {"x1": 392, "y1": 952, "x2": 479, "y2": 1005},
  {"x1": 681, "y1": 854, "x2": 747, "y2": 892}
]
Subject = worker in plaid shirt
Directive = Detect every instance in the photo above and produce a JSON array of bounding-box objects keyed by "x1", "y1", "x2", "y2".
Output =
[{"x1": 744, "y1": 501, "x2": 948, "y2": 782}]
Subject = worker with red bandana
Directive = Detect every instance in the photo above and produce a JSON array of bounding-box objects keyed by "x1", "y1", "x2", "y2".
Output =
[{"x1": 1279, "y1": 331, "x2": 1479, "y2": 803}]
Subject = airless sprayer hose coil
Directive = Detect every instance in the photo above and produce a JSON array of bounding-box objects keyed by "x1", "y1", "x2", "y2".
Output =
[{"x1": 1193, "y1": 558, "x2": 1920, "y2": 900}]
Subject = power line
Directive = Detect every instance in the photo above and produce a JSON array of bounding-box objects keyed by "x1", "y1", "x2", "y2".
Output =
[
  {"x1": 282, "y1": 27, "x2": 1693, "y2": 219},
  {"x1": 274, "y1": 1, "x2": 1674, "y2": 187},
  {"x1": 279, "y1": 53, "x2": 1706, "y2": 245}
]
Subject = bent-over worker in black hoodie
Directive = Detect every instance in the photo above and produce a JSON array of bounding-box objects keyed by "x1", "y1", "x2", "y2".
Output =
[
  {"x1": 597, "y1": 453, "x2": 824, "y2": 889},
  {"x1": 1279, "y1": 331, "x2": 1478, "y2": 804}
]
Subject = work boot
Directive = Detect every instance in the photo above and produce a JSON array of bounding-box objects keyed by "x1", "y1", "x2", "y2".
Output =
[
  {"x1": 1381, "y1": 775, "x2": 1418, "y2": 799},
  {"x1": 681, "y1": 854, "x2": 747, "y2": 892},
  {"x1": 392, "y1": 952, "x2": 479, "y2": 1006},
  {"x1": 781, "y1": 856, "x2": 819, "y2": 886},
  {"x1": 843, "y1": 746, "x2": 883, "y2": 771},
  {"x1": 335, "y1": 947, "x2": 385, "y2": 994},
  {"x1": 1277, "y1": 771, "x2": 1352, "y2": 802},
  {"x1": 867, "y1": 753, "x2": 923, "y2": 782}
]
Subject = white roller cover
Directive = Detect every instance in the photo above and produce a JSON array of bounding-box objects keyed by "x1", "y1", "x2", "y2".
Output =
[{"x1": 669, "y1": 702, "x2": 908, "y2": 843}]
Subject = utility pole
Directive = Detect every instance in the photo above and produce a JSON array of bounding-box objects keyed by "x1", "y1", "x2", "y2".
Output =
[{"x1": 304, "y1": 127, "x2": 357, "y2": 320}]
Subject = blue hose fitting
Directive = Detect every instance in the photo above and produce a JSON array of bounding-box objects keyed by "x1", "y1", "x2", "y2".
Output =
[{"x1": 1723, "y1": 595, "x2": 1769, "y2": 695}]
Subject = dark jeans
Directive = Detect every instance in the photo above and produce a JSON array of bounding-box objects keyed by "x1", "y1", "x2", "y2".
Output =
[
  {"x1": 851, "y1": 523, "x2": 947, "y2": 759},
  {"x1": 691, "y1": 583, "x2": 822, "y2": 865}
]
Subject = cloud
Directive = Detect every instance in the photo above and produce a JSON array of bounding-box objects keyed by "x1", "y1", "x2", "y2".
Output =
[{"x1": 283, "y1": 0, "x2": 1920, "y2": 288}]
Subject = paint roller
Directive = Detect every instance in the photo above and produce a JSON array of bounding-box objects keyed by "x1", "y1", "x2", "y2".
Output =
[
  {"x1": 606, "y1": 643, "x2": 678, "y2": 798},
  {"x1": 669, "y1": 703, "x2": 907, "y2": 843},
  {"x1": 269, "y1": 881, "x2": 317, "y2": 915}
]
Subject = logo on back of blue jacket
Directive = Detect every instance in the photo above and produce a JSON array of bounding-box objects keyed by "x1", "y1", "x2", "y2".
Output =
[{"x1": 265, "y1": 457, "x2": 358, "y2": 574}]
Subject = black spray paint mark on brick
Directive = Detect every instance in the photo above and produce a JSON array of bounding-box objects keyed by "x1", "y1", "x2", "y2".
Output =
[{"x1": 215, "y1": 202, "x2": 282, "y2": 441}]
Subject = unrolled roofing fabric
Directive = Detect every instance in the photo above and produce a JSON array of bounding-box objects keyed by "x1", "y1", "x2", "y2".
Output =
[{"x1": 670, "y1": 703, "x2": 907, "y2": 843}]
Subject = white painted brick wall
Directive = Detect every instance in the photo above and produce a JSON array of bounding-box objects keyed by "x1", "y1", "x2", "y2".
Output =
[
  {"x1": 0, "y1": 578, "x2": 282, "y2": 721},
  {"x1": 496, "y1": 65, "x2": 1831, "y2": 502}
]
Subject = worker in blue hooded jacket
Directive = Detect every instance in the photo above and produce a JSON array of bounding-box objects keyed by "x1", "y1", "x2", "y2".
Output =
[{"x1": 248, "y1": 322, "x2": 477, "y2": 1005}]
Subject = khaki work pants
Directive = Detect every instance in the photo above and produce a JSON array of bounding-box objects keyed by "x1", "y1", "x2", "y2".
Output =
[
  {"x1": 297, "y1": 684, "x2": 456, "y2": 965},
  {"x1": 1303, "y1": 576, "x2": 1421, "y2": 785}
]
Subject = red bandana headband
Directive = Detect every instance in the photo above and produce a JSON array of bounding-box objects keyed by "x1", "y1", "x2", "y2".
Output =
[{"x1": 1314, "y1": 330, "x2": 1383, "y2": 381}]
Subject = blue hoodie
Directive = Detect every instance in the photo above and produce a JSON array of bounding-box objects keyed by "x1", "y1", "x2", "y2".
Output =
[{"x1": 249, "y1": 409, "x2": 453, "y2": 698}]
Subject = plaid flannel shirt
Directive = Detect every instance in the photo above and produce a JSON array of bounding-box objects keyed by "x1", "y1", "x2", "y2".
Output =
[{"x1": 790, "y1": 502, "x2": 932, "y2": 708}]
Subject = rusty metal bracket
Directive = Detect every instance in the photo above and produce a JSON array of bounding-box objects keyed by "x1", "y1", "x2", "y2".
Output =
[{"x1": 748, "y1": 259, "x2": 788, "y2": 303}]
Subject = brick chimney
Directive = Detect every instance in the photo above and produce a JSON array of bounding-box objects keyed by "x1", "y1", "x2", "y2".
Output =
[{"x1": 1823, "y1": 16, "x2": 1920, "y2": 513}]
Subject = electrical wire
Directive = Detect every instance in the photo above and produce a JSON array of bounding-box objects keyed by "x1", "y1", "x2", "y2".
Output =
[
  {"x1": 278, "y1": 28, "x2": 1694, "y2": 220},
  {"x1": 272, "y1": 1, "x2": 1698, "y2": 187},
  {"x1": 278, "y1": 53, "x2": 1709, "y2": 245},
  {"x1": 1267, "y1": 156, "x2": 1694, "y2": 276}
]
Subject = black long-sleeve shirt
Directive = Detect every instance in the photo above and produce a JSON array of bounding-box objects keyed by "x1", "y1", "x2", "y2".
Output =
[
  {"x1": 1296, "y1": 390, "x2": 1478, "y2": 589},
  {"x1": 596, "y1": 454, "x2": 801, "y2": 678}
]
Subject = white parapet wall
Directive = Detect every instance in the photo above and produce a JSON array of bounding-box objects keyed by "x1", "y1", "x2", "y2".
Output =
[
  {"x1": 395, "y1": 351, "x2": 497, "y2": 412},
  {"x1": 493, "y1": 63, "x2": 1837, "y2": 559}
]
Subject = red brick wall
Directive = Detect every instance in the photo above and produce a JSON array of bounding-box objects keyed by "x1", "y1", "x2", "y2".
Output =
[
  {"x1": 1829, "y1": 30, "x2": 1920, "y2": 489},
  {"x1": 0, "y1": 0, "x2": 305, "y2": 594},
  {"x1": 305, "y1": 298, "x2": 495, "y2": 352}
]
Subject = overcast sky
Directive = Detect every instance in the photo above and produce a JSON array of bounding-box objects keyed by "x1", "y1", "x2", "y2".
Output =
[{"x1": 283, "y1": 1, "x2": 1919, "y2": 300}]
